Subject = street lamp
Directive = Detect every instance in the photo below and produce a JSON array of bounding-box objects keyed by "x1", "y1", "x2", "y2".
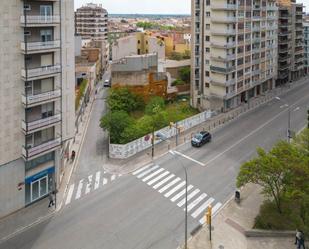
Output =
[
  {"x1": 169, "y1": 150, "x2": 188, "y2": 249},
  {"x1": 275, "y1": 97, "x2": 300, "y2": 143}
]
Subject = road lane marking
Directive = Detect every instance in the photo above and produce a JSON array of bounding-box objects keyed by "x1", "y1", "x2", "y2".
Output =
[
  {"x1": 103, "y1": 178, "x2": 108, "y2": 185},
  {"x1": 170, "y1": 185, "x2": 194, "y2": 202},
  {"x1": 85, "y1": 175, "x2": 93, "y2": 194},
  {"x1": 94, "y1": 171, "x2": 101, "y2": 190},
  {"x1": 191, "y1": 197, "x2": 214, "y2": 218},
  {"x1": 158, "y1": 177, "x2": 181, "y2": 193},
  {"x1": 142, "y1": 168, "x2": 164, "y2": 182},
  {"x1": 153, "y1": 174, "x2": 175, "y2": 189},
  {"x1": 111, "y1": 175, "x2": 116, "y2": 181},
  {"x1": 177, "y1": 189, "x2": 200, "y2": 207},
  {"x1": 132, "y1": 163, "x2": 153, "y2": 175},
  {"x1": 187, "y1": 193, "x2": 207, "y2": 212},
  {"x1": 164, "y1": 181, "x2": 186, "y2": 198},
  {"x1": 147, "y1": 171, "x2": 170, "y2": 185},
  {"x1": 137, "y1": 165, "x2": 159, "y2": 178},
  {"x1": 65, "y1": 184, "x2": 75, "y2": 205},
  {"x1": 75, "y1": 179, "x2": 84, "y2": 199},
  {"x1": 198, "y1": 202, "x2": 222, "y2": 224},
  {"x1": 172, "y1": 150, "x2": 205, "y2": 166}
]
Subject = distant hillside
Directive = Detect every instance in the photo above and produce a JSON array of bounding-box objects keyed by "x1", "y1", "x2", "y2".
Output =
[{"x1": 109, "y1": 14, "x2": 190, "y2": 19}]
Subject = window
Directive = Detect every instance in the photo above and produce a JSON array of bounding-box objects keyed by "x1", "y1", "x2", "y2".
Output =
[
  {"x1": 138, "y1": 40, "x2": 141, "y2": 44},
  {"x1": 205, "y1": 83, "x2": 210, "y2": 88},
  {"x1": 205, "y1": 47, "x2": 210, "y2": 53},
  {"x1": 24, "y1": 4, "x2": 31, "y2": 10},
  {"x1": 205, "y1": 36, "x2": 210, "y2": 41},
  {"x1": 206, "y1": 12, "x2": 210, "y2": 17},
  {"x1": 205, "y1": 59, "x2": 209, "y2": 65},
  {"x1": 205, "y1": 71, "x2": 210, "y2": 77},
  {"x1": 206, "y1": 24, "x2": 210, "y2": 30},
  {"x1": 206, "y1": 0, "x2": 210, "y2": 5}
]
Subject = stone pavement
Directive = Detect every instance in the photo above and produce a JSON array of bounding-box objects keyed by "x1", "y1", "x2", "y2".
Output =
[{"x1": 185, "y1": 183, "x2": 297, "y2": 249}]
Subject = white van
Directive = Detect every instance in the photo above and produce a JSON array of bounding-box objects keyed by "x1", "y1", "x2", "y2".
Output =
[{"x1": 104, "y1": 79, "x2": 111, "y2": 87}]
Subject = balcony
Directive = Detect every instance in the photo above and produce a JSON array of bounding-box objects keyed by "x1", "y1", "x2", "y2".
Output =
[
  {"x1": 22, "y1": 114, "x2": 61, "y2": 134},
  {"x1": 21, "y1": 40, "x2": 61, "y2": 54},
  {"x1": 211, "y1": 54, "x2": 236, "y2": 62},
  {"x1": 22, "y1": 89, "x2": 61, "y2": 107},
  {"x1": 211, "y1": 41, "x2": 236, "y2": 49},
  {"x1": 21, "y1": 65, "x2": 61, "y2": 80},
  {"x1": 22, "y1": 137, "x2": 61, "y2": 160},
  {"x1": 211, "y1": 29, "x2": 236, "y2": 36},
  {"x1": 210, "y1": 65, "x2": 236, "y2": 74},
  {"x1": 211, "y1": 3, "x2": 237, "y2": 10},
  {"x1": 267, "y1": 15, "x2": 277, "y2": 20},
  {"x1": 211, "y1": 16, "x2": 237, "y2": 23},
  {"x1": 20, "y1": 15, "x2": 60, "y2": 27},
  {"x1": 210, "y1": 78, "x2": 235, "y2": 86}
]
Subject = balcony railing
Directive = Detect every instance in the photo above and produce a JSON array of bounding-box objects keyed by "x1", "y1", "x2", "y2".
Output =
[
  {"x1": 20, "y1": 15, "x2": 60, "y2": 26},
  {"x1": 210, "y1": 65, "x2": 236, "y2": 74},
  {"x1": 22, "y1": 89, "x2": 61, "y2": 106},
  {"x1": 22, "y1": 114, "x2": 61, "y2": 133},
  {"x1": 21, "y1": 64, "x2": 61, "y2": 79},
  {"x1": 22, "y1": 137, "x2": 61, "y2": 159},
  {"x1": 21, "y1": 40, "x2": 61, "y2": 53},
  {"x1": 211, "y1": 29, "x2": 236, "y2": 35},
  {"x1": 211, "y1": 41, "x2": 236, "y2": 48},
  {"x1": 211, "y1": 16, "x2": 237, "y2": 23},
  {"x1": 211, "y1": 3, "x2": 237, "y2": 10}
]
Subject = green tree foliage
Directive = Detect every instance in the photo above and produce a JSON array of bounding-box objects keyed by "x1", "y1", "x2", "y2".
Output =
[
  {"x1": 179, "y1": 67, "x2": 191, "y2": 84},
  {"x1": 145, "y1": 96, "x2": 165, "y2": 115},
  {"x1": 107, "y1": 88, "x2": 144, "y2": 113}
]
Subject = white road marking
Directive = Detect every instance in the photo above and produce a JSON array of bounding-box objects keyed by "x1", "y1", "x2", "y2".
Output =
[
  {"x1": 199, "y1": 216, "x2": 205, "y2": 224},
  {"x1": 132, "y1": 164, "x2": 153, "y2": 175},
  {"x1": 103, "y1": 178, "x2": 108, "y2": 185},
  {"x1": 212, "y1": 202, "x2": 223, "y2": 215},
  {"x1": 142, "y1": 168, "x2": 164, "y2": 182},
  {"x1": 191, "y1": 197, "x2": 214, "y2": 218},
  {"x1": 158, "y1": 177, "x2": 181, "y2": 193},
  {"x1": 147, "y1": 171, "x2": 169, "y2": 185},
  {"x1": 170, "y1": 185, "x2": 194, "y2": 202},
  {"x1": 172, "y1": 150, "x2": 205, "y2": 166},
  {"x1": 164, "y1": 181, "x2": 186, "y2": 198},
  {"x1": 65, "y1": 184, "x2": 75, "y2": 205},
  {"x1": 153, "y1": 174, "x2": 175, "y2": 189},
  {"x1": 85, "y1": 175, "x2": 93, "y2": 194},
  {"x1": 75, "y1": 179, "x2": 84, "y2": 199},
  {"x1": 111, "y1": 175, "x2": 116, "y2": 181},
  {"x1": 94, "y1": 171, "x2": 101, "y2": 190},
  {"x1": 137, "y1": 165, "x2": 159, "y2": 179},
  {"x1": 187, "y1": 193, "x2": 207, "y2": 212},
  {"x1": 177, "y1": 189, "x2": 200, "y2": 207}
]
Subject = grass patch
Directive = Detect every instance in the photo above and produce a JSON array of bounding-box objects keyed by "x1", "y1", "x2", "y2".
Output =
[{"x1": 75, "y1": 79, "x2": 88, "y2": 111}]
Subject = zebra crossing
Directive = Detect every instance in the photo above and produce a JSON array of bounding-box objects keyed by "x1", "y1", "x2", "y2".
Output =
[
  {"x1": 64, "y1": 171, "x2": 121, "y2": 206},
  {"x1": 132, "y1": 163, "x2": 222, "y2": 224}
]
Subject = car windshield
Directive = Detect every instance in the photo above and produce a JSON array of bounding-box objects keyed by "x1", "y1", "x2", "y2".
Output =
[{"x1": 194, "y1": 134, "x2": 203, "y2": 140}]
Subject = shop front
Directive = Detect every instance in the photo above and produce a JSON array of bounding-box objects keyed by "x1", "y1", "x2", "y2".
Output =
[{"x1": 25, "y1": 167, "x2": 55, "y2": 205}]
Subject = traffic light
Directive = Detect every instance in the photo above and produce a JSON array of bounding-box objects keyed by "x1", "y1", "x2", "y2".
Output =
[{"x1": 205, "y1": 205, "x2": 212, "y2": 225}]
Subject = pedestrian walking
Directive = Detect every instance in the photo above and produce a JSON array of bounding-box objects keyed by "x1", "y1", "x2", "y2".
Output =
[
  {"x1": 71, "y1": 150, "x2": 76, "y2": 163},
  {"x1": 295, "y1": 230, "x2": 306, "y2": 249},
  {"x1": 48, "y1": 192, "x2": 55, "y2": 208}
]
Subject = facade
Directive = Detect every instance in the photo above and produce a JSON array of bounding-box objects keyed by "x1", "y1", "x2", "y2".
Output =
[
  {"x1": 191, "y1": 0, "x2": 278, "y2": 112},
  {"x1": 0, "y1": 0, "x2": 75, "y2": 217},
  {"x1": 75, "y1": 3, "x2": 108, "y2": 41},
  {"x1": 304, "y1": 20, "x2": 309, "y2": 74},
  {"x1": 112, "y1": 32, "x2": 165, "y2": 61},
  {"x1": 277, "y1": 0, "x2": 304, "y2": 84}
]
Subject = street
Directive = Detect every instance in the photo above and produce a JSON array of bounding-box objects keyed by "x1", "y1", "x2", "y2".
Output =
[{"x1": 1, "y1": 79, "x2": 309, "y2": 249}]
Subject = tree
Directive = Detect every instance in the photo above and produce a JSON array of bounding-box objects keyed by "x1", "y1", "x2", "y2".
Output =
[
  {"x1": 179, "y1": 67, "x2": 191, "y2": 84},
  {"x1": 293, "y1": 128, "x2": 309, "y2": 157},
  {"x1": 100, "y1": 111, "x2": 134, "y2": 144},
  {"x1": 145, "y1": 96, "x2": 165, "y2": 115},
  {"x1": 107, "y1": 88, "x2": 144, "y2": 113},
  {"x1": 237, "y1": 141, "x2": 297, "y2": 213}
]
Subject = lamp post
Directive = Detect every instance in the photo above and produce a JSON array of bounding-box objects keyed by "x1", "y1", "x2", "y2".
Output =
[{"x1": 169, "y1": 150, "x2": 188, "y2": 249}]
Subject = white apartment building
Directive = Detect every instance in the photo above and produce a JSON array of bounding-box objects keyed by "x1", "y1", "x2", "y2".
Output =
[
  {"x1": 75, "y1": 3, "x2": 108, "y2": 41},
  {"x1": 304, "y1": 20, "x2": 309, "y2": 74},
  {"x1": 0, "y1": 0, "x2": 75, "y2": 217},
  {"x1": 191, "y1": 0, "x2": 278, "y2": 112}
]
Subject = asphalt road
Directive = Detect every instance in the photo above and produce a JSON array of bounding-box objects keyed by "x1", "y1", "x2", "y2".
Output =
[{"x1": 1, "y1": 79, "x2": 309, "y2": 249}]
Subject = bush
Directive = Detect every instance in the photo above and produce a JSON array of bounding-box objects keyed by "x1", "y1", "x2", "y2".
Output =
[
  {"x1": 145, "y1": 96, "x2": 165, "y2": 115},
  {"x1": 179, "y1": 67, "x2": 190, "y2": 84},
  {"x1": 172, "y1": 79, "x2": 185, "y2": 86},
  {"x1": 75, "y1": 79, "x2": 88, "y2": 110}
]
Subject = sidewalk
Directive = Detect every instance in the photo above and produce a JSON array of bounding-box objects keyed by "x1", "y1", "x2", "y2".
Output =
[{"x1": 186, "y1": 184, "x2": 296, "y2": 249}]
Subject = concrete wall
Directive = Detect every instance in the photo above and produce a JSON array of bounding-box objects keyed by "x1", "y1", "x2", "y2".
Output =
[
  {"x1": 0, "y1": 159, "x2": 25, "y2": 218},
  {"x1": 112, "y1": 35, "x2": 137, "y2": 61},
  {"x1": 148, "y1": 36, "x2": 165, "y2": 60}
]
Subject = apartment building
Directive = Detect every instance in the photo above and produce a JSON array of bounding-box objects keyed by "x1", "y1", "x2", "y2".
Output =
[
  {"x1": 0, "y1": 0, "x2": 75, "y2": 217},
  {"x1": 304, "y1": 20, "x2": 309, "y2": 74},
  {"x1": 75, "y1": 3, "x2": 108, "y2": 41},
  {"x1": 277, "y1": 0, "x2": 304, "y2": 84},
  {"x1": 191, "y1": 0, "x2": 278, "y2": 112}
]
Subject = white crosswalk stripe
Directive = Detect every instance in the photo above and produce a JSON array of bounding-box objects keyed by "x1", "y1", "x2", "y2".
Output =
[
  {"x1": 65, "y1": 184, "x2": 75, "y2": 205},
  {"x1": 191, "y1": 197, "x2": 214, "y2": 218},
  {"x1": 103, "y1": 178, "x2": 108, "y2": 185},
  {"x1": 85, "y1": 175, "x2": 93, "y2": 195},
  {"x1": 75, "y1": 179, "x2": 84, "y2": 200},
  {"x1": 153, "y1": 174, "x2": 175, "y2": 189},
  {"x1": 187, "y1": 193, "x2": 207, "y2": 212},
  {"x1": 137, "y1": 165, "x2": 159, "y2": 179},
  {"x1": 164, "y1": 181, "x2": 186, "y2": 198},
  {"x1": 132, "y1": 164, "x2": 153, "y2": 175},
  {"x1": 211, "y1": 202, "x2": 222, "y2": 215},
  {"x1": 147, "y1": 171, "x2": 169, "y2": 186},
  {"x1": 142, "y1": 168, "x2": 164, "y2": 182},
  {"x1": 111, "y1": 175, "x2": 116, "y2": 181},
  {"x1": 94, "y1": 171, "x2": 101, "y2": 190},
  {"x1": 158, "y1": 177, "x2": 181, "y2": 193},
  {"x1": 177, "y1": 189, "x2": 200, "y2": 207},
  {"x1": 170, "y1": 185, "x2": 194, "y2": 202}
]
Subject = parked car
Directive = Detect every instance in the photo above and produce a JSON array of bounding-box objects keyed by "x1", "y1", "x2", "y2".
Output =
[
  {"x1": 104, "y1": 79, "x2": 111, "y2": 87},
  {"x1": 191, "y1": 131, "x2": 212, "y2": 147}
]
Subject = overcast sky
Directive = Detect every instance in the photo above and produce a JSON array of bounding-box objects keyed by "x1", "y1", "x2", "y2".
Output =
[{"x1": 74, "y1": 0, "x2": 308, "y2": 14}]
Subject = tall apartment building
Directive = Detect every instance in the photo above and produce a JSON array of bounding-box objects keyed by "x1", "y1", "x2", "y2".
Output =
[
  {"x1": 191, "y1": 0, "x2": 278, "y2": 112},
  {"x1": 277, "y1": 0, "x2": 304, "y2": 85},
  {"x1": 0, "y1": 0, "x2": 75, "y2": 217},
  {"x1": 75, "y1": 3, "x2": 108, "y2": 41},
  {"x1": 304, "y1": 20, "x2": 309, "y2": 74}
]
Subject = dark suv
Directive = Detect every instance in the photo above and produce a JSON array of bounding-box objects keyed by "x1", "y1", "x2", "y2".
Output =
[{"x1": 191, "y1": 131, "x2": 212, "y2": 147}]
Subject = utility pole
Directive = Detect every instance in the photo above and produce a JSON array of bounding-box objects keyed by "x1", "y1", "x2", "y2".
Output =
[
  {"x1": 206, "y1": 205, "x2": 212, "y2": 241},
  {"x1": 288, "y1": 106, "x2": 291, "y2": 143},
  {"x1": 151, "y1": 127, "x2": 155, "y2": 159}
]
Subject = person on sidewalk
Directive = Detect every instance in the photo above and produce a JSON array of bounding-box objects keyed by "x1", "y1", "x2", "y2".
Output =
[
  {"x1": 295, "y1": 230, "x2": 306, "y2": 249},
  {"x1": 71, "y1": 150, "x2": 76, "y2": 163},
  {"x1": 48, "y1": 192, "x2": 55, "y2": 208}
]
